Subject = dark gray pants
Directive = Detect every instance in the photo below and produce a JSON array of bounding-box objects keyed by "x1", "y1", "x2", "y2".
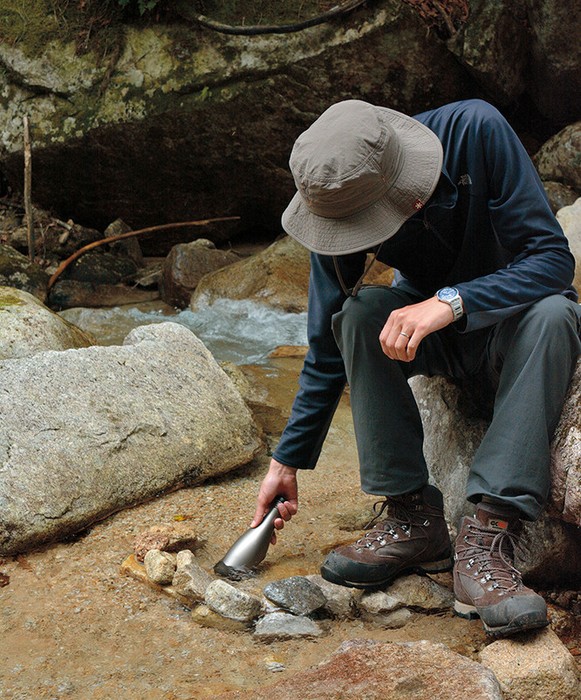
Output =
[{"x1": 332, "y1": 287, "x2": 581, "y2": 520}]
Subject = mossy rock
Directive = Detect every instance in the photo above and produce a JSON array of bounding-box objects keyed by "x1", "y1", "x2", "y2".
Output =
[{"x1": 0, "y1": 244, "x2": 49, "y2": 302}]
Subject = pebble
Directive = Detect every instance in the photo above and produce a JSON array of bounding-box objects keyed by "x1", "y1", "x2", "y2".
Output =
[
  {"x1": 143, "y1": 549, "x2": 176, "y2": 586},
  {"x1": 191, "y1": 604, "x2": 250, "y2": 632},
  {"x1": 205, "y1": 579, "x2": 263, "y2": 622},
  {"x1": 254, "y1": 612, "x2": 324, "y2": 641},
  {"x1": 263, "y1": 576, "x2": 327, "y2": 616},
  {"x1": 171, "y1": 550, "x2": 213, "y2": 602}
]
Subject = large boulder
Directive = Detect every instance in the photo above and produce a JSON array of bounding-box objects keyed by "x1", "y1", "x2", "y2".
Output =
[
  {"x1": 534, "y1": 122, "x2": 581, "y2": 192},
  {"x1": 556, "y1": 198, "x2": 581, "y2": 294},
  {"x1": 409, "y1": 359, "x2": 581, "y2": 585},
  {"x1": 191, "y1": 236, "x2": 310, "y2": 313},
  {"x1": 214, "y1": 639, "x2": 502, "y2": 700},
  {"x1": 0, "y1": 322, "x2": 262, "y2": 555},
  {"x1": 0, "y1": 285, "x2": 93, "y2": 359},
  {"x1": 0, "y1": 1, "x2": 474, "y2": 252}
]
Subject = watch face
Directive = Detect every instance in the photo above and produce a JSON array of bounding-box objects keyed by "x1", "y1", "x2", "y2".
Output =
[{"x1": 437, "y1": 287, "x2": 459, "y2": 302}]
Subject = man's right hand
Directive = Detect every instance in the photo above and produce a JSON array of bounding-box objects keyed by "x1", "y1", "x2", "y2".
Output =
[{"x1": 251, "y1": 458, "x2": 298, "y2": 544}]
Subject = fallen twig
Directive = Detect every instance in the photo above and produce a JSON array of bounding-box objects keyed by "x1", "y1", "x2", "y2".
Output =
[
  {"x1": 194, "y1": 0, "x2": 368, "y2": 36},
  {"x1": 47, "y1": 217, "x2": 240, "y2": 290},
  {"x1": 23, "y1": 115, "x2": 34, "y2": 261}
]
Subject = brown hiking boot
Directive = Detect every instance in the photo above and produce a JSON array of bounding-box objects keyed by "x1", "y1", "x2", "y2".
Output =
[
  {"x1": 320, "y1": 485, "x2": 452, "y2": 589},
  {"x1": 453, "y1": 501, "x2": 548, "y2": 637}
]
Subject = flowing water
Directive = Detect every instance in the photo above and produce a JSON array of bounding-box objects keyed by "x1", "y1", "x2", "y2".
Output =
[{"x1": 60, "y1": 298, "x2": 308, "y2": 364}]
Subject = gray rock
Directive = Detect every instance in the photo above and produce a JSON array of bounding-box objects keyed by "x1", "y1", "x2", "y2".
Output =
[
  {"x1": 143, "y1": 549, "x2": 176, "y2": 586},
  {"x1": 359, "y1": 589, "x2": 402, "y2": 615},
  {"x1": 204, "y1": 579, "x2": 262, "y2": 622},
  {"x1": 0, "y1": 286, "x2": 93, "y2": 360},
  {"x1": 171, "y1": 550, "x2": 213, "y2": 601},
  {"x1": 534, "y1": 122, "x2": 581, "y2": 192},
  {"x1": 263, "y1": 576, "x2": 327, "y2": 616},
  {"x1": 409, "y1": 367, "x2": 581, "y2": 586},
  {"x1": 0, "y1": 322, "x2": 262, "y2": 555},
  {"x1": 557, "y1": 199, "x2": 581, "y2": 301},
  {"x1": 254, "y1": 612, "x2": 324, "y2": 641},
  {"x1": 160, "y1": 239, "x2": 239, "y2": 308},
  {"x1": 0, "y1": 245, "x2": 49, "y2": 302},
  {"x1": 479, "y1": 627, "x2": 581, "y2": 700},
  {"x1": 306, "y1": 574, "x2": 360, "y2": 619}
]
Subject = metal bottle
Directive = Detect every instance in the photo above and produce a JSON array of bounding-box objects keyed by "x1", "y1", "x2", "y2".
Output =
[{"x1": 213, "y1": 496, "x2": 285, "y2": 579}]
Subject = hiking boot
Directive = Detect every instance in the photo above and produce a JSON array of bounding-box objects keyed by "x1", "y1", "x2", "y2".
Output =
[
  {"x1": 453, "y1": 501, "x2": 548, "y2": 637},
  {"x1": 320, "y1": 484, "x2": 452, "y2": 589}
]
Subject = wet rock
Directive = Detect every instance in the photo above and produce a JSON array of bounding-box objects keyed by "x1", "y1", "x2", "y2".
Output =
[
  {"x1": 191, "y1": 237, "x2": 310, "y2": 313},
  {"x1": 254, "y1": 612, "x2": 324, "y2": 641},
  {"x1": 263, "y1": 576, "x2": 327, "y2": 616},
  {"x1": 133, "y1": 523, "x2": 200, "y2": 562},
  {"x1": 215, "y1": 638, "x2": 502, "y2": 699},
  {"x1": 160, "y1": 239, "x2": 239, "y2": 308},
  {"x1": 410, "y1": 363, "x2": 581, "y2": 586},
  {"x1": 204, "y1": 580, "x2": 262, "y2": 622},
  {"x1": 191, "y1": 603, "x2": 249, "y2": 632},
  {"x1": 0, "y1": 285, "x2": 93, "y2": 360},
  {"x1": 543, "y1": 182, "x2": 580, "y2": 214},
  {"x1": 306, "y1": 574, "x2": 359, "y2": 619},
  {"x1": 479, "y1": 627, "x2": 580, "y2": 700},
  {"x1": 0, "y1": 322, "x2": 262, "y2": 555},
  {"x1": 534, "y1": 122, "x2": 581, "y2": 192},
  {"x1": 143, "y1": 549, "x2": 176, "y2": 586},
  {"x1": 557, "y1": 198, "x2": 581, "y2": 295},
  {"x1": 383, "y1": 574, "x2": 454, "y2": 611},
  {"x1": 171, "y1": 550, "x2": 213, "y2": 602},
  {"x1": 0, "y1": 244, "x2": 49, "y2": 302}
]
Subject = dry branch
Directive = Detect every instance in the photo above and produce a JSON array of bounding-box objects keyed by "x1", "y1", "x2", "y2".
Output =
[
  {"x1": 47, "y1": 217, "x2": 239, "y2": 290},
  {"x1": 23, "y1": 115, "x2": 34, "y2": 262}
]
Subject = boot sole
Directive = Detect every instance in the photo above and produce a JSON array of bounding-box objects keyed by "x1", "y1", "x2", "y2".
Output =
[
  {"x1": 454, "y1": 600, "x2": 549, "y2": 637},
  {"x1": 321, "y1": 556, "x2": 453, "y2": 590}
]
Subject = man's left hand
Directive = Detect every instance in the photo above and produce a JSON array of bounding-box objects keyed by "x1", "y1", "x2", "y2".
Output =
[{"x1": 379, "y1": 296, "x2": 455, "y2": 362}]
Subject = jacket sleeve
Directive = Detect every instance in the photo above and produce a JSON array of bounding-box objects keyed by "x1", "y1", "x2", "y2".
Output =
[
  {"x1": 272, "y1": 251, "x2": 365, "y2": 469},
  {"x1": 454, "y1": 104, "x2": 576, "y2": 332}
]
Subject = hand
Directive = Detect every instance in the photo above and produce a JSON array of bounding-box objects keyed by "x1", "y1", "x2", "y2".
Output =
[
  {"x1": 251, "y1": 458, "x2": 298, "y2": 544},
  {"x1": 379, "y1": 296, "x2": 456, "y2": 362}
]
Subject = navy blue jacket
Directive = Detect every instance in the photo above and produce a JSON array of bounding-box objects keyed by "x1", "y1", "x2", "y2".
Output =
[{"x1": 273, "y1": 99, "x2": 577, "y2": 470}]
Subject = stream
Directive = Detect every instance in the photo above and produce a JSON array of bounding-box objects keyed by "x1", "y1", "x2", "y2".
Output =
[{"x1": 60, "y1": 298, "x2": 308, "y2": 365}]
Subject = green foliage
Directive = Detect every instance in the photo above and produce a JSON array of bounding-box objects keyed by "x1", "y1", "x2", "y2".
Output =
[{"x1": 117, "y1": 0, "x2": 162, "y2": 15}]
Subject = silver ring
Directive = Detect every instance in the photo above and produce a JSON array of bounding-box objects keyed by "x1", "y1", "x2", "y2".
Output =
[{"x1": 399, "y1": 332, "x2": 410, "y2": 339}]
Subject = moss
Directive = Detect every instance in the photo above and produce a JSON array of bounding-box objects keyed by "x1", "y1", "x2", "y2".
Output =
[{"x1": 0, "y1": 291, "x2": 25, "y2": 308}]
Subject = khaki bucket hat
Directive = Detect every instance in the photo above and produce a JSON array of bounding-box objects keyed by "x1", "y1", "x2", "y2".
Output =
[{"x1": 281, "y1": 99, "x2": 443, "y2": 255}]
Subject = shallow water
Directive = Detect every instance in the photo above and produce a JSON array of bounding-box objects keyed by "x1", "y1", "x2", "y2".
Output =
[{"x1": 60, "y1": 298, "x2": 308, "y2": 364}]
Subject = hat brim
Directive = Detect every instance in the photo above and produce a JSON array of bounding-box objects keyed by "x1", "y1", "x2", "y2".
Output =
[{"x1": 281, "y1": 106, "x2": 443, "y2": 256}]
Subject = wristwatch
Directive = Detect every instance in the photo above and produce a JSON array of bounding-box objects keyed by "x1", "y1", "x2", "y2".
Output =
[{"x1": 436, "y1": 287, "x2": 464, "y2": 321}]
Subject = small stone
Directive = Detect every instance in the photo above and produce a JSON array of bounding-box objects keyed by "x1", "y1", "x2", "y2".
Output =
[
  {"x1": 359, "y1": 589, "x2": 402, "y2": 615},
  {"x1": 307, "y1": 574, "x2": 359, "y2": 619},
  {"x1": 143, "y1": 549, "x2": 176, "y2": 586},
  {"x1": 263, "y1": 576, "x2": 327, "y2": 616},
  {"x1": 479, "y1": 627, "x2": 581, "y2": 700},
  {"x1": 171, "y1": 550, "x2": 213, "y2": 602},
  {"x1": 205, "y1": 579, "x2": 263, "y2": 622},
  {"x1": 254, "y1": 612, "x2": 324, "y2": 641},
  {"x1": 365, "y1": 607, "x2": 413, "y2": 629},
  {"x1": 191, "y1": 604, "x2": 249, "y2": 632},
  {"x1": 383, "y1": 574, "x2": 454, "y2": 611},
  {"x1": 133, "y1": 523, "x2": 200, "y2": 562}
]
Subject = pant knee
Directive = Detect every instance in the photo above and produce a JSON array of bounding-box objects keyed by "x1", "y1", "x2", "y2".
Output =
[
  {"x1": 332, "y1": 287, "x2": 409, "y2": 342},
  {"x1": 520, "y1": 295, "x2": 581, "y2": 346}
]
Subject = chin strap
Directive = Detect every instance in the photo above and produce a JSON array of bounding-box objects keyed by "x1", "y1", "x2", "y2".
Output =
[{"x1": 332, "y1": 242, "x2": 385, "y2": 298}]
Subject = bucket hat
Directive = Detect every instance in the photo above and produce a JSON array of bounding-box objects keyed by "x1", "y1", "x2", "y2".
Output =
[{"x1": 281, "y1": 99, "x2": 443, "y2": 255}]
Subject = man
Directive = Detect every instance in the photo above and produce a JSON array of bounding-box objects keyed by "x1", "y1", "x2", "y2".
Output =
[{"x1": 251, "y1": 98, "x2": 580, "y2": 638}]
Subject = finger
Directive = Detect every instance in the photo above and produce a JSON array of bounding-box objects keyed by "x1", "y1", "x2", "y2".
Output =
[
  {"x1": 276, "y1": 502, "x2": 294, "y2": 522},
  {"x1": 273, "y1": 517, "x2": 285, "y2": 531}
]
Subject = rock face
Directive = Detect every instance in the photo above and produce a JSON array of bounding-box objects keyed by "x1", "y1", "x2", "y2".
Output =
[
  {"x1": 0, "y1": 285, "x2": 93, "y2": 359},
  {"x1": 214, "y1": 638, "x2": 503, "y2": 699},
  {"x1": 160, "y1": 239, "x2": 239, "y2": 308},
  {"x1": 190, "y1": 236, "x2": 310, "y2": 313},
  {"x1": 0, "y1": 322, "x2": 262, "y2": 555}
]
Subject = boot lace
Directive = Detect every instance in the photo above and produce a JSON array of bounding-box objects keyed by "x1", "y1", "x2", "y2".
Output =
[
  {"x1": 458, "y1": 522, "x2": 524, "y2": 594},
  {"x1": 353, "y1": 496, "x2": 424, "y2": 551}
]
